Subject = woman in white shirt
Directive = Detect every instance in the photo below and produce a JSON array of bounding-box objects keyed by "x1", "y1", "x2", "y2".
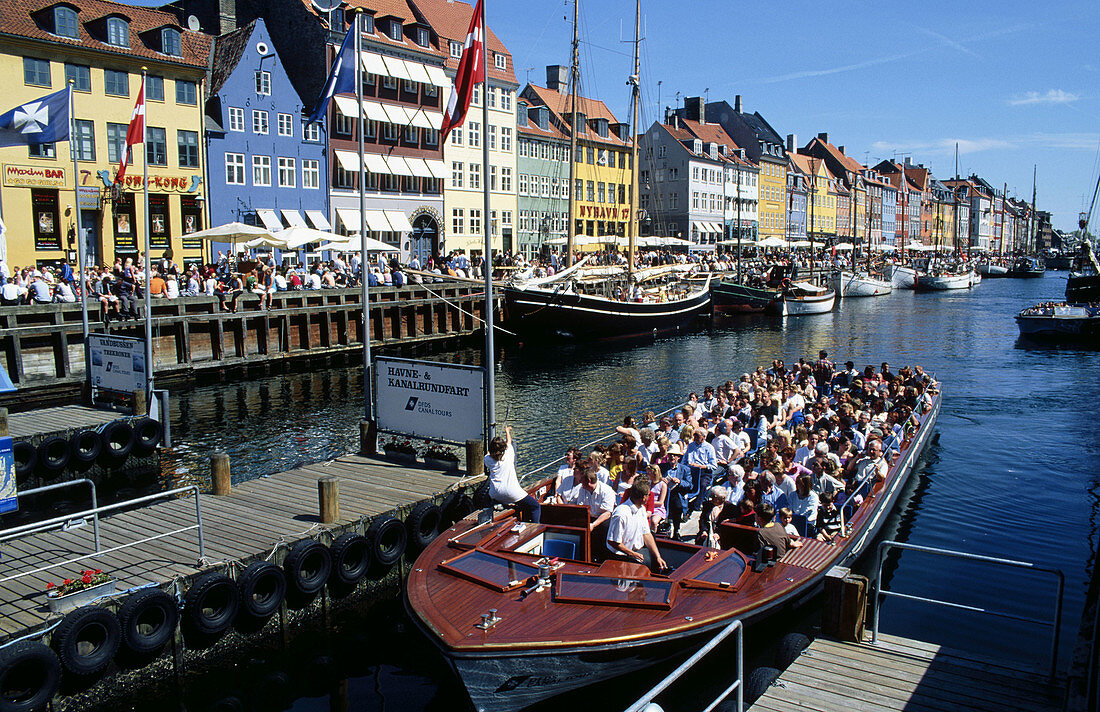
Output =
[{"x1": 484, "y1": 425, "x2": 540, "y2": 523}]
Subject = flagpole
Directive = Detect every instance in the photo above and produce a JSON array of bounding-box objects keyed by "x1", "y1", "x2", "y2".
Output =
[
  {"x1": 140, "y1": 69, "x2": 153, "y2": 398},
  {"x1": 480, "y1": 0, "x2": 496, "y2": 442},
  {"x1": 67, "y1": 82, "x2": 90, "y2": 389},
  {"x1": 355, "y1": 12, "x2": 374, "y2": 430}
]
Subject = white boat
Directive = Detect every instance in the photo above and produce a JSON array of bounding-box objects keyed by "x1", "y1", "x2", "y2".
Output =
[
  {"x1": 914, "y1": 271, "x2": 975, "y2": 291},
  {"x1": 885, "y1": 264, "x2": 918, "y2": 290},
  {"x1": 830, "y1": 270, "x2": 892, "y2": 297},
  {"x1": 781, "y1": 281, "x2": 836, "y2": 315},
  {"x1": 971, "y1": 270, "x2": 982, "y2": 286},
  {"x1": 977, "y1": 262, "x2": 1008, "y2": 277}
]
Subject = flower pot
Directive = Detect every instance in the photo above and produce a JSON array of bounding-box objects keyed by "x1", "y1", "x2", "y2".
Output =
[
  {"x1": 384, "y1": 451, "x2": 419, "y2": 466},
  {"x1": 423, "y1": 456, "x2": 460, "y2": 472},
  {"x1": 46, "y1": 579, "x2": 116, "y2": 613}
]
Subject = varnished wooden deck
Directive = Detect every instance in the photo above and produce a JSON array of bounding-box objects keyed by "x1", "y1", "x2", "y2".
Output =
[
  {"x1": 7, "y1": 405, "x2": 126, "y2": 439},
  {"x1": 751, "y1": 633, "x2": 1066, "y2": 712},
  {"x1": 0, "y1": 453, "x2": 477, "y2": 640}
]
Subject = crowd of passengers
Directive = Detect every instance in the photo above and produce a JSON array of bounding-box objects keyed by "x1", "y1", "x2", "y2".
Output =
[{"x1": 485, "y1": 352, "x2": 938, "y2": 573}]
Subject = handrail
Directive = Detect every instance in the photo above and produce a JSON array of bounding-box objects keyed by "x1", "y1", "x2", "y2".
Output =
[
  {"x1": 873, "y1": 540, "x2": 1065, "y2": 681},
  {"x1": 0, "y1": 486, "x2": 205, "y2": 585},
  {"x1": 624, "y1": 618, "x2": 743, "y2": 712},
  {"x1": 0, "y1": 478, "x2": 100, "y2": 551}
]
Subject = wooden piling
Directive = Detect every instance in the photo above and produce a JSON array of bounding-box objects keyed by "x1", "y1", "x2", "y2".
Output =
[
  {"x1": 211, "y1": 452, "x2": 231, "y2": 496},
  {"x1": 465, "y1": 439, "x2": 484, "y2": 477},
  {"x1": 0, "y1": 408, "x2": 7, "y2": 437},
  {"x1": 131, "y1": 389, "x2": 147, "y2": 416},
  {"x1": 823, "y1": 565, "x2": 868, "y2": 643},
  {"x1": 359, "y1": 419, "x2": 377, "y2": 456},
  {"x1": 318, "y1": 476, "x2": 339, "y2": 524}
]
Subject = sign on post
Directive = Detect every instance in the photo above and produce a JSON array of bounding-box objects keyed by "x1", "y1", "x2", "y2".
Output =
[
  {"x1": 88, "y1": 334, "x2": 145, "y2": 395},
  {"x1": 375, "y1": 357, "x2": 484, "y2": 443},
  {"x1": 0, "y1": 436, "x2": 16, "y2": 514}
]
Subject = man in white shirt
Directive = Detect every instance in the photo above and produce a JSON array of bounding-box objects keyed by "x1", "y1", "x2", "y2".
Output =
[
  {"x1": 562, "y1": 468, "x2": 616, "y2": 532},
  {"x1": 711, "y1": 420, "x2": 742, "y2": 474},
  {"x1": 849, "y1": 439, "x2": 887, "y2": 485},
  {"x1": 606, "y1": 481, "x2": 667, "y2": 572},
  {"x1": 730, "y1": 419, "x2": 751, "y2": 454}
]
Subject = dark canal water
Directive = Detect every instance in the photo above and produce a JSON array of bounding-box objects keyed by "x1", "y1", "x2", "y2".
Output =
[{"x1": 141, "y1": 272, "x2": 1098, "y2": 712}]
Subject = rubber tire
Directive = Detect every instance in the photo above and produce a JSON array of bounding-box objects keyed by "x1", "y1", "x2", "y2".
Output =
[
  {"x1": 236, "y1": 562, "x2": 286, "y2": 620},
  {"x1": 366, "y1": 515, "x2": 407, "y2": 569},
  {"x1": 745, "y1": 666, "x2": 779, "y2": 705},
  {"x1": 775, "y1": 632, "x2": 811, "y2": 670},
  {"x1": 442, "y1": 493, "x2": 474, "y2": 525},
  {"x1": 35, "y1": 437, "x2": 69, "y2": 477},
  {"x1": 97, "y1": 421, "x2": 134, "y2": 466},
  {"x1": 329, "y1": 534, "x2": 370, "y2": 586},
  {"x1": 117, "y1": 589, "x2": 178, "y2": 657},
  {"x1": 406, "y1": 502, "x2": 442, "y2": 553},
  {"x1": 183, "y1": 572, "x2": 238, "y2": 638},
  {"x1": 0, "y1": 640, "x2": 61, "y2": 712},
  {"x1": 283, "y1": 541, "x2": 331, "y2": 598},
  {"x1": 50, "y1": 606, "x2": 121, "y2": 678},
  {"x1": 129, "y1": 418, "x2": 162, "y2": 457},
  {"x1": 68, "y1": 430, "x2": 103, "y2": 465},
  {"x1": 12, "y1": 442, "x2": 35, "y2": 486},
  {"x1": 472, "y1": 481, "x2": 492, "y2": 509}
]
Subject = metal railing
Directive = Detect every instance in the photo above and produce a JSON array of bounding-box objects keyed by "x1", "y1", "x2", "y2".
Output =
[
  {"x1": 0, "y1": 478, "x2": 101, "y2": 551},
  {"x1": 0, "y1": 486, "x2": 205, "y2": 585},
  {"x1": 625, "y1": 618, "x2": 743, "y2": 712},
  {"x1": 872, "y1": 540, "x2": 1065, "y2": 680}
]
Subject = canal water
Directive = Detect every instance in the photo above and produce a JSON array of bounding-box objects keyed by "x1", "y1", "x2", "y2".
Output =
[{"x1": 141, "y1": 272, "x2": 1097, "y2": 712}]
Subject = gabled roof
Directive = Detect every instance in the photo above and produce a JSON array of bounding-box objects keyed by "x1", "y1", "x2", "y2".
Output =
[
  {"x1": 677, "y1": 119, "x2": 754, "y2": 167},
  {"x1": 297, "y1": 0, "x2": 444, "y2": 58},
  {"x1": 408, "y1": 0, "x2": 516, "y2": 84},
  {"x1": 522, "y1": 84, "x2": 630, "y2": 147},
  {"x1": 208, "y1": 20, "x2": 255, "y2": 96}
]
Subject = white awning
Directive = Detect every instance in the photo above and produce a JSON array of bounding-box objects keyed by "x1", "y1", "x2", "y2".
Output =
[
  {"x1": 362, "y1": 100, "x2": 389, "y2": 123},
  {"x1": 281, "y1": 209, "x2": 307, "y2": 228},
  {"x1": 405, "y1": 157, "x2": 433, "y2": 178},
  {"x1": 381, "y1": 103, "x2": 412, "y2": 126},
  {"x1": 362, "y1": 153, "x2": 390, "y2": 174},
  {"x1": 381, "y1": 55, "x2": 411, "y2": 81},
  {"x1": 425, "y1": 160, "x2": 448, "y2": 179},
  {"x1": 364, "y1": 209, "x2": 390, "y2": 231},
  {"x1": 408, "y1": 107, "x2": 432, "y2": 129},
  {"x1": 360, "y1": 52, "x2": 388, "y2": 77},
  {"x1": 333, "y1": 149, "x2": 360, "y2": 172},
  {"x1": 335, "y1": 207, "x2": 361, "y2": 230},
  {"x1": 424, "y1": 111, "x2": 442, "y2": 130},
  {"x1": 385, "y1": 210, "x2": 414, "y2": 232},
  {"x1": 404, "y1": 60, "x2": 432, "y2": 85},
  {"x1": 256, "y1": 209, "x2": 283, "y2": 231},
  {"x1": 304, "y1": 210, "x2": 331, "y2": 231},
  {"x1": 332, "y1": 95, "x2": 360, "y2": 118},
  {"x1": 424, "y1": 65, "x2": 450, "y2": 88},
  {"x1": 383, "y1": 155, "x2": 413, "y2": 176},
  {"x1": 707, "y1": 222, "x2": 723, "y2": 233}
]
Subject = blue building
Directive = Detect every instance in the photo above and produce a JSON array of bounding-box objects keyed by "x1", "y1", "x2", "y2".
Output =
[
  {"x1": 882, "y1": 181, "x2": 897, "y2": 248},
  {"x1": 205, "y1": 19, "x2": 328, "y2": 261}
]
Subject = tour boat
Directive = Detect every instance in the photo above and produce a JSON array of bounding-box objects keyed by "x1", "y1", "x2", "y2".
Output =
[
  {"x1": 829, "y1": 270, "x2": 892, "y2": 298},
  {"x1": 780, "y1": 281, "x2": 836, "y2": 315},
  {"x1": 884, "y1": 264, "x2": 918, "y2": 290},
  {"x1": 1006, "y1": 256, "x2": 1045, "y2": 278},
  {"x1": 405, "y1": 386, "x2": 942, "y2": 712},
  {"x1": 913, "y1": 270, "x2": 976, "y2": 291},
  {"x1": 1016, "y1": 303, "x2": 1100, "y2": 342},
  {"x1": 710, "y1": 280, "x2": 782, "y2": 314}
]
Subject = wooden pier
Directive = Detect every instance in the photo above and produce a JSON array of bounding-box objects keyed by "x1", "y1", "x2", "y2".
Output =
[
  {"x1": 750, "y1": 632, "x2": 1066, "y2": 712},
  {"x1": 6, "y1": 405, "x2": 129, "y2": 441}
]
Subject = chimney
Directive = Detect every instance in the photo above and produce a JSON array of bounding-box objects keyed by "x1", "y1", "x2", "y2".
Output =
[
  {"x1": 684, "y1": 96, "x2": 704, "y2": 123},
  {"x1": 904, "y1": 157, "x2": 913, "y2": 168},
  {"x1": 817, "y1": 132, "x2": 829, "y2": 143},
  {"x1": 734, "y1": 94, "x2": 742, "y2": 113},
  {"x1": 786, "y1": 133, "x2": 797, "y2": 153},
  {"x1": 838, "y1": 145, "x2": 845, "y2": 154},
  {"x1": 546, "y1": 65, "x2": 568, "y2": 93}
]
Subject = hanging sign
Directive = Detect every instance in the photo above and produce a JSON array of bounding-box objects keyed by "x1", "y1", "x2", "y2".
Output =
[
  {"x1": 375, "y1": 357, "x2": 484, "y2": 443},
  {"x1": 88, "y1": 333, "x2": 145, "y2": 394}
]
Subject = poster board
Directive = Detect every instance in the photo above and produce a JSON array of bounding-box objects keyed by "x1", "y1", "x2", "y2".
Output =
[
  {"x1": 88, "y1": 333, "x2": 144, "y2": 395},
  {"x1": 375, "y1": 357, "x2": 484, "y2": 443}
]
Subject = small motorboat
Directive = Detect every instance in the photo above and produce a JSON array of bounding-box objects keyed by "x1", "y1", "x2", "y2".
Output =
[
  {"x1": 781, "y1": 281, "x2": 836, "y2": 315},
  {"x1": 977, "y1": 262, "x2": 1009, "y2": 277},
  {"x1": 1016, "y1": 303, "x2": 1100, "y2": 342},
  {"x1": 711, "y1": 280, "x2": 781, "y2": 314},
  {"x1": 1006, "y1": 256, "x2": 1045, "y2": 278},
  {"x1": 914, "y1": 270, "x2": 976, "y2": 291}
]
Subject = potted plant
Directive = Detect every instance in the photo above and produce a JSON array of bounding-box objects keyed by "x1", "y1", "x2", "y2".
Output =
[
  {"x1": 45, "y1": 569, "x2": 115, "y2": 613},
  {"x1": 382, "y1": 437, "x2": 419, "y2": 465},
  {"x1": 423, "y1": 443, "x2": 461, "y2": 472}
]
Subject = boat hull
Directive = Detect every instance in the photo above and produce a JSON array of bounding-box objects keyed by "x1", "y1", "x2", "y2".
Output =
[
  {"x1": 1016, "y1": 310, "x2": 1100, "y2": 342},
  {"x1": 913, "y1": 272, "x2": 975, "y2": 291},
  {"x1": 1066, "y1": 274, "x2": 1100, "y2": 303},
  {"x1": 885, "y1": 265, "x2": 918, "y2": 289},
  {"x1": 977, "y1": 263, "x2": 1008, "y2": 277},
  {"x1": 711, "y1": 281, "x2": 781, "y2": 314},
  {"x1": 782, "y1": 290, "x2": 836, "y2": 315},
  {"x1": 831, "y1": 271, "x2": 892, "y2": 297}
]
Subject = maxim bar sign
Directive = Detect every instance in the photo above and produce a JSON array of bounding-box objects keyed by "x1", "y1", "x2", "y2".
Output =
[{"x1": 3, "y1": 164, "x2": 66, "y2": 188}]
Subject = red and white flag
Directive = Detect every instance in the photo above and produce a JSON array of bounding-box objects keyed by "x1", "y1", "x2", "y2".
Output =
[
  {"x1": 115, "y1": 75, "x2": 146, "y2": 184},
  {"x1": 440, "y1": 0, "x2": 484, "y2": 142}
]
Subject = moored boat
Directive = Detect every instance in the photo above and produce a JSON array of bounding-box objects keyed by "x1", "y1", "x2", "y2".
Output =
[
  {"x1": 884, "y1": 264, "x2": 918, "y2": 290},
  {"x1": 1066, "y1": 242, "x2": 1100, "y2": 303},
  {"x1": 1016, "y1": 303, "x2": 1100, "y2": 342},
  {"x1": 977, "y1": 262, "x2": 1009, "y2": 277},
  {"x1": 781, "y1": 281, "x2": 836, "y2": 315},
  {"x1": 1006, "y1": 256, "x2": 1045, "y2": 278},
  {"x1": 711, "y1": 279, "x2": 781, "y2": 314},
  {"x1": 913, "y1": 270, "x2": 975, "y2": 291},
  {"x1": 830, "y1": 270, "x2": 892, "y2": 298}
]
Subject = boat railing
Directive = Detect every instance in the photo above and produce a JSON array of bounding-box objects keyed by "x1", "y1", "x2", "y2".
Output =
[
  {"x1": 624, "y1": 617, "x2": 743, "y2": 712},
  {"x1": 872, "y1": 540, "x2": 1065, "y2": 681}
]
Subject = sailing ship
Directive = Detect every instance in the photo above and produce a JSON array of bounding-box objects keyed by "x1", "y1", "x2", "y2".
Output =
[{"x1": 1065, "y1": 211, "x2": 1099, "y2": 303}]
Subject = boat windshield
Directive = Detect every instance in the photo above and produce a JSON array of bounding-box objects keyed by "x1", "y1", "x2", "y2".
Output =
[
  {"x1": 439, "y1": 550, "x2": 540, "y2": 592},
  {"x1": 555, "y1": 573, "x2": 675, "y2": 610},
  {"x1": 680, "y1": 551, "x2": 749, "y2": 591}
]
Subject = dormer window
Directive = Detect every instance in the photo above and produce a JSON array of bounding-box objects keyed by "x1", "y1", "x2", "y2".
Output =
[
  {"x1": 161, "y1": 28, "x2": 181, "y2": 56},
  {"x1": 494, "y1": 53, "x2": 506, "y2": 70},
  {"x1": 54, "y1": 6, "x2": 79, "y2": 39},
  {"x1": 106, "y1": 16, "x2": 129, "y2": 47},
  {"x1": 416, "y1": 27, "x2": 429, "y2": 47},
  {"x1": 693, "y1": 139, "x2": 701, "y2": 153},
  {"x1": 361, "y1": 13, "x2": 373, "y2": 33},
  {"x1": 450, "y1": 41, "x2": 461, "y2": 58},
  {"x1": 388, "y1": 20, "x2": 402, "y2": 41}
]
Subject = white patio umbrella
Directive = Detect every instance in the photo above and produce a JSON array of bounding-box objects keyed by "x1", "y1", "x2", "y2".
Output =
[
  {"x1": 790, "y1": 240, "x2": 812, "y2": 248},
  {"x1": 186, "y1": 221, "x2": 275, "y2": 243},
  {"x1": 834, "y1": 242, "x2": 854, "y2": 251},
  {"x1": 871, "y1": 243, "x2": 897, "y2": 251},
  {"x1": 757, "y1": 236, "x2": 787, "y2": 248},
  {"x1": 905, "y1": 242, "x2": 932, "y2": 252},
  {"x1": 315, "y1": 234, "x2": 394, "y2": 253},
  {"x1": 277, "y1": 226, "x2": 349, "y2": 250}
]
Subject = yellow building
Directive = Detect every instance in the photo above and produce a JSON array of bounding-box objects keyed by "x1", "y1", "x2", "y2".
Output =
[
  {"x1": 0, "y1": 0, "x2": 209, "y2": 270},
  {"x1": 757, "y1": 153, "x2": 786, "y2": 241},
  {"x1": 791, "y1": 153, "x2": 837, "y2": 240}
]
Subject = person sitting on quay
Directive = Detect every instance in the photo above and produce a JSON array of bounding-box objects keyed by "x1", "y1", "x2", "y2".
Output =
[{"x1": 606, "y1": 480, "x2": 667, "y2": 573}]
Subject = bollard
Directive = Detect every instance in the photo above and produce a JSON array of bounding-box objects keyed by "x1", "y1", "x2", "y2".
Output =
[
  {"x1": 359, "y1": 419, "x2": 378, "y2": 456},
  {"x1": 823, "y1": 565, "x2": 867, "y2": 643},
  {"x1": 318, "y1": 476, "x2": 339, "y2": 524},
  {"x1": 131, "y1": 388, "x2": 147, "y2": 417},
  {"x1": 211, "y1": 452, "x2": 231, "y2": 496},
  {"x1": 0, "y1": 408, "x2": 7, "y2": 438},
  {"x1": 465, "y1": 439, "x2": 484, "y2": 477}
]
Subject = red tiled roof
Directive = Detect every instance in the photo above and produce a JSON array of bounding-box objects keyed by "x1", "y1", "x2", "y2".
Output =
[
  {"x1": 297, "y1": 0, "x2": 444, "y2": 58},
  {"x1": 523, "y1": 84, "x2": 630, "y2": 147},
  {"x1": 0, "y1": 0, "x2": 209, "y2": 68},
  {"x1": 408, "y1": 0, "x2": 516, "y2": 84}
]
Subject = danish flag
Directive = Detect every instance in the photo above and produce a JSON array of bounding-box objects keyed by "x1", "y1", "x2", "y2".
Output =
[
  {"x1": 440, "y1": 0, "x2": 484, "y2": 142},
  {"x1": 115, "y1": 75, "x2": 146, "y2": 185}
]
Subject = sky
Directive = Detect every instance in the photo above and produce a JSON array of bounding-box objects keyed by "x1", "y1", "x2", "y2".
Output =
[{"x1": 132, "y1": 0, "x2": 1100, "y2": 233}]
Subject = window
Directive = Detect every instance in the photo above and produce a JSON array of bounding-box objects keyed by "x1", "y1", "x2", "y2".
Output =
[
  {"x1": 106, "y1": 17, "x2": 129, "y2": 47},
  {"x1": 228, "y1": 107, "x2": 244, "y2": 132},
  {"x1": 452, "y1": 208, "x2": 463, "y2": 235},
  {"x1": 383, "y1": 122, "x2": 399, "y2": 141},
  {"x1": 501, "y1": 90, "x2": 511, "y2": 111},
  {"x1": 304, "y1": 122, "x2": 320, "y2": 142},
  {"x1": 334, "y1": 112, "x2": 353, "y2": 136},
  {"x1": 424, "y1": 81, "x2": 437, "y2": 97},
  {"x1": 106, "y1": 122, "x2": 126, "y2": 163},
  {"x1": 518, "y1": 173, "x2": 528, "y2": 195},
  {"x1": 403, "y1": 78, "x2": 417, "y2": 95},
  {"x1": 472, "y1": 86, "x2": 480, "y2": 105},
  {"x1": 495, "y1": 53, "x2": 506, "y2": 70},
  {"x1": 487, "y1": 87, "x2": 496, "y2": 108},
  {"x1": 252, "y1": 155, "x2": 271, "y2": 186},
  {"x1": 73, "y1": 119, "x2": 94, "y2": 161},
  {"x1": 388, "y1": 20, "x2": 402, "y2": 41},
  {"x1": 619, "y1": 184, "x2": 626, "y2": 203},
  {"x1": 146, "y1": 127, "x2": 167, "y2": 165},
  {"x1": 24, "y1": 58, "x2": 51, "y2": 87},
  {"x1": 225, "y1": 153, "x2": 245, "y2": 184},
  {"x1": 469, "y1": 209, "x2": 481, "y2": 235},
  {"x1": 104, "y1": 69, "x2": 128, "y2": 96},
  {"x1": 587, "y1": 146, "x2": 594, "y2": 164},
  {"x1": 416, "y1": 27, "x2": 429, "y2": 47},
  {"x1": 253, "y1": 110, "x2": 269, "y2": 134},
  {"x1": 29, "y1": 142, "x2": 55, "y2": 158},
  {"x1": 255, "y1": 71, "x2": 271, "y2": 95},
  {"x1": 178, "y1": 130, "x2": 199, "y2": 167},
  {"x1": 146, "y1": 75, "x2": 164, "y2": 101},
  {"x1": 424, "y1": 128, "x2": 438, "y2": 146},
  {"x1": 490, "y1": 165, "x2": 497, "y2": 191},
  {"x1": 162, "y1": 28, "x2": 182, "y2": 56},
  {"x1": 362, "y1": 13, "x2": 374, "y2": 33},
  {"x1": 363, "y1": 119, "x2": 376, "y2": 139},
  {"x1": 176, "y1": 80, "x2": 197, "y2": 105},
  {"x1": 383, "y1": 74, "x2": 398, "y2": 90},
  {"x1": 586, "y1": 181, "x2": 594, "y2": 201},
  {"x1": 575, "y1": 179, "x2": 582, "y2": 201},
  {"x1": 598, "y1": 183, "x2": 606, "y2": 203},
  {"x1": 278, "y1": 157, "x2": 295, "y2": 187},
  {"x1": 541, "y1": 176, "x2": 550, "y2": 197},
  {"x1": 488, "y1": 125, "x2": 496, "y2": 149},
  {"x1": 404, "y1": 124, "x2": 418, "y2": 142},
  {"x1": 54, "y1": 6, "x2": 79, "y2": 38},
  {"x1": 502, "y1": 210, "x2": 512, "y2": 228},
  {"x1": 450, "y1": 127, "x2": 462, "y2": 145},
  {"x1": 469, "y1": 163, "x2": 481, "y2": 189},
  {"x1": 452, "y1": 162, "x2": 463, "y2": 188},
  {"x1": 65, "y1": 63, "x2": 90, "y2": 92},
  {"x1": 334, "y1": 162, "x2": 354, "y2": 189},
  {"x1": 501, "y1": 167, "x2": 512, "y2": 192},
  {"x1": 468, "y1": 121, "x2": 480, "y2": 147},
  {"x1": 278, "y1": 113, "x2": 293, "y2": 136},
  {"x1": 303, "y1": 160, "x2": 319, "y2": 189}
]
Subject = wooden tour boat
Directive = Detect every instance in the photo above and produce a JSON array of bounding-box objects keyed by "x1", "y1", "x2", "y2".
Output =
[
  {"x1": 710, "y1": 280, "x2": 781, "y2": 314},
  {"x1": 1016, "y1": 303, "x2": 1100, "y2": 342},
  {"x1": 780, "y1": 281, "x2": 836, "y2": 315}
]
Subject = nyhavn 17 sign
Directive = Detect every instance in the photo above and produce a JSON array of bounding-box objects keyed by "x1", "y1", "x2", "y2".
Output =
[{"x1": 375, "y1": 357, "x2": 484, "y2": 443}]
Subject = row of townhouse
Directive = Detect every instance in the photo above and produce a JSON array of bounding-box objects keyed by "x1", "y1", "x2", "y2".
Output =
[{"x1": 0, "y1": 0, "x2": 1040, "y2": 270}]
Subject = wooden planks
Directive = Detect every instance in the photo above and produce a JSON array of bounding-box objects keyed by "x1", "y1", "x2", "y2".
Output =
[
  {"x1": 7, "y1": 405, "x2": 124, "y2": 440},
  {"x1": 751, "y1": 633, "x2": 1065, "y2": 712}
]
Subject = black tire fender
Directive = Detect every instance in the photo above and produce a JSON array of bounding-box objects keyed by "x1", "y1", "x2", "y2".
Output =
[
  {"x1": 97, "y1": 420, "x2": 134, "y2": 465},
  {"x1": 0, "y1": 640, "x2": 61, "y2": 712},
  {"x1": 35, "y1": 436, "x2": 69, "y2": 476},
  {"x1": 50, "y1": 605, "x2": 121, "y2": 678},
  {"x1": 68, "y1": 430, "x2": 103, "y2": 465},
  {"x1": 366, "y1": 515, "x2": 407, "y2": 569},
  {"x1": 282, "y1": 540, "x2": 331, "y2": 598},
  {"x1": 329, "y1": 534, "x2": 370, "y2": 586},
  {"x1": 775, "y1": 632, "x2": 811, "y2": 670},
  {"x1": 12, "y1": 441, "x2": 35, "y2": 486},
  {"x1": 441, "y1": 492, "x2": 474, "y2": 526},
  {"x1": 183, "y1": 572, "x2": 238, "y2": 637},
  {"x1": 236, "y1": 561, "x2": 286, "y2": 620},
  {"x1": 406, "y1": 501, "x2": 442, "y2": 553},
  {"x1": 130, "y1": 418, "x2": 162, "y2": 457},
  {"x1": 472, "y1": 481, "x2": 491, "y2": 509},
  {"x1": 117, "y1": 589, "x2": 178, "y2": 657},
  {"x1": 745, "y1": 666, "x2": 780, "y2": 704}
]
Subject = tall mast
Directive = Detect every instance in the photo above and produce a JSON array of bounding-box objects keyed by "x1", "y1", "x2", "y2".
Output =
[
  {"x1": 565, "y1": 0, "x2": 579, "y2": 267},
  {"x1": 1030, "y1": 165, "x2": 1037, "y2": 255},
  {"x1": 626, "y1": 0, "x2": 640, "y2": 279}
]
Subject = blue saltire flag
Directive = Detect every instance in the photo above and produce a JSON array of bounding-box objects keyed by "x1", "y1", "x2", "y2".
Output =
[
  {"x1": 0, "y1": 87, "x2": 70, "y2": 148},
  {"x1": 308, "y1": 25, "x2": 357, "y2": 125}
]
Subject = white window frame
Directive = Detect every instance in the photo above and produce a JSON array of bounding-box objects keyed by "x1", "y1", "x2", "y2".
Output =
[
  {"x1": 278, "y1": 157, "x2": 295, "y2": 188},
  {"x1": 252, "y1": 110, "x2": 269, "y2": 134},
  {"x1": 277, "y1": 113, "x2": 293, "y2": 137},
  {"x1": 304, "y1": 122, "x2": 320, "y2": 142},
  {"x1": 255, "y1": 71, "x2": 271, "y2": 95},
  {"x1": 303, "y1": 159, "x2": 319, "y2": 189},
  {"x1": 252, "y1": 155, "x2": 271, "y2": 186},
  {"x1": 228, "y1": 107, "x2": 244, "y2": 132},
  {"x1": 225, "y1": 153, "x2": 245, "y2": 185},
  {"x1": 494, "y1": 53, "x2": 506, "y2": 70}
]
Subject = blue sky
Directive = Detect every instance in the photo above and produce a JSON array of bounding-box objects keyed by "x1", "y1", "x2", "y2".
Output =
[{"x1": 132, "y1": 0, "x2": 1099, "y2": 232}]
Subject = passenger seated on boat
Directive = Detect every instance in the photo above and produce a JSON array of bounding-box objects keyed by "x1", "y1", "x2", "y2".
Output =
[
  {"x1": 683, "y1": 427, "x2": 719, "y2": 513},
  {"x1": 836, "y1": 477, "x2": 864, "y2": 511},
  {"x1": 786, "y1": 476, "x2": 820, "y2": 535},
  {"x1": 755, "y1": 502, "x2": 801, "y2": 559},
  {"x1": 586, "y1": 450, "x2": 611, "y2": 486},
  {"x1": 561, "y1": 466, "x2": 616, "y2": 532},
  {"x1": 664, "y1": 443, "x2": 690, "y2": 537},
  {"x1": 696, "y1": 486, "x2": 739, "y2": 547},
  {"x1": 554, "y1": 447, "x2": 583, "y2": 498},
  {"x1": 847, "y1": 439, "x2": 887, "y2": 485},
  {"x1": 647, "y1": 465, "x2": 668, "y2": 532},
  {"x1": 757, "y1": 473, "x2": 786, "y2": 511},
  {"x1": 712, "y1": 420, "x2": 742, "y2": 476},
  {"x1": 809, "y1": 456, "x2": 844, "y2": 498},
  {"x1": 606, "y1": 481, "x2": 668, "y2": 573},
  {"x1": 777, "y1": 507, "x2": 802, "y2": 539},
  {"x1": 606, "y1": 443, "x2": 624, "y2": 485},
  {"x1": 732, "y1": 497, "x2": 756, "y2": 526},
  {"x1": 485, "y1": 426, "x2": 541, "y2": 523},
  {"x1": 816, "y1": 492, "x2": 843, "y2": 542}
]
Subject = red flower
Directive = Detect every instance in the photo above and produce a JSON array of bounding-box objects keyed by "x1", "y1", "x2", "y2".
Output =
[
  {"x1": 94, "y1": 569, "x2": 102, "y2": 575},
  {"x1": 46, "y1": 582, "x2": 55, "y2": 589},
  {"x1": 81, "y1": 573, "x2": 93, "y2": 584},
  {"x1": 62, "y1": 579, "x2": 72, "y2": 586}
]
